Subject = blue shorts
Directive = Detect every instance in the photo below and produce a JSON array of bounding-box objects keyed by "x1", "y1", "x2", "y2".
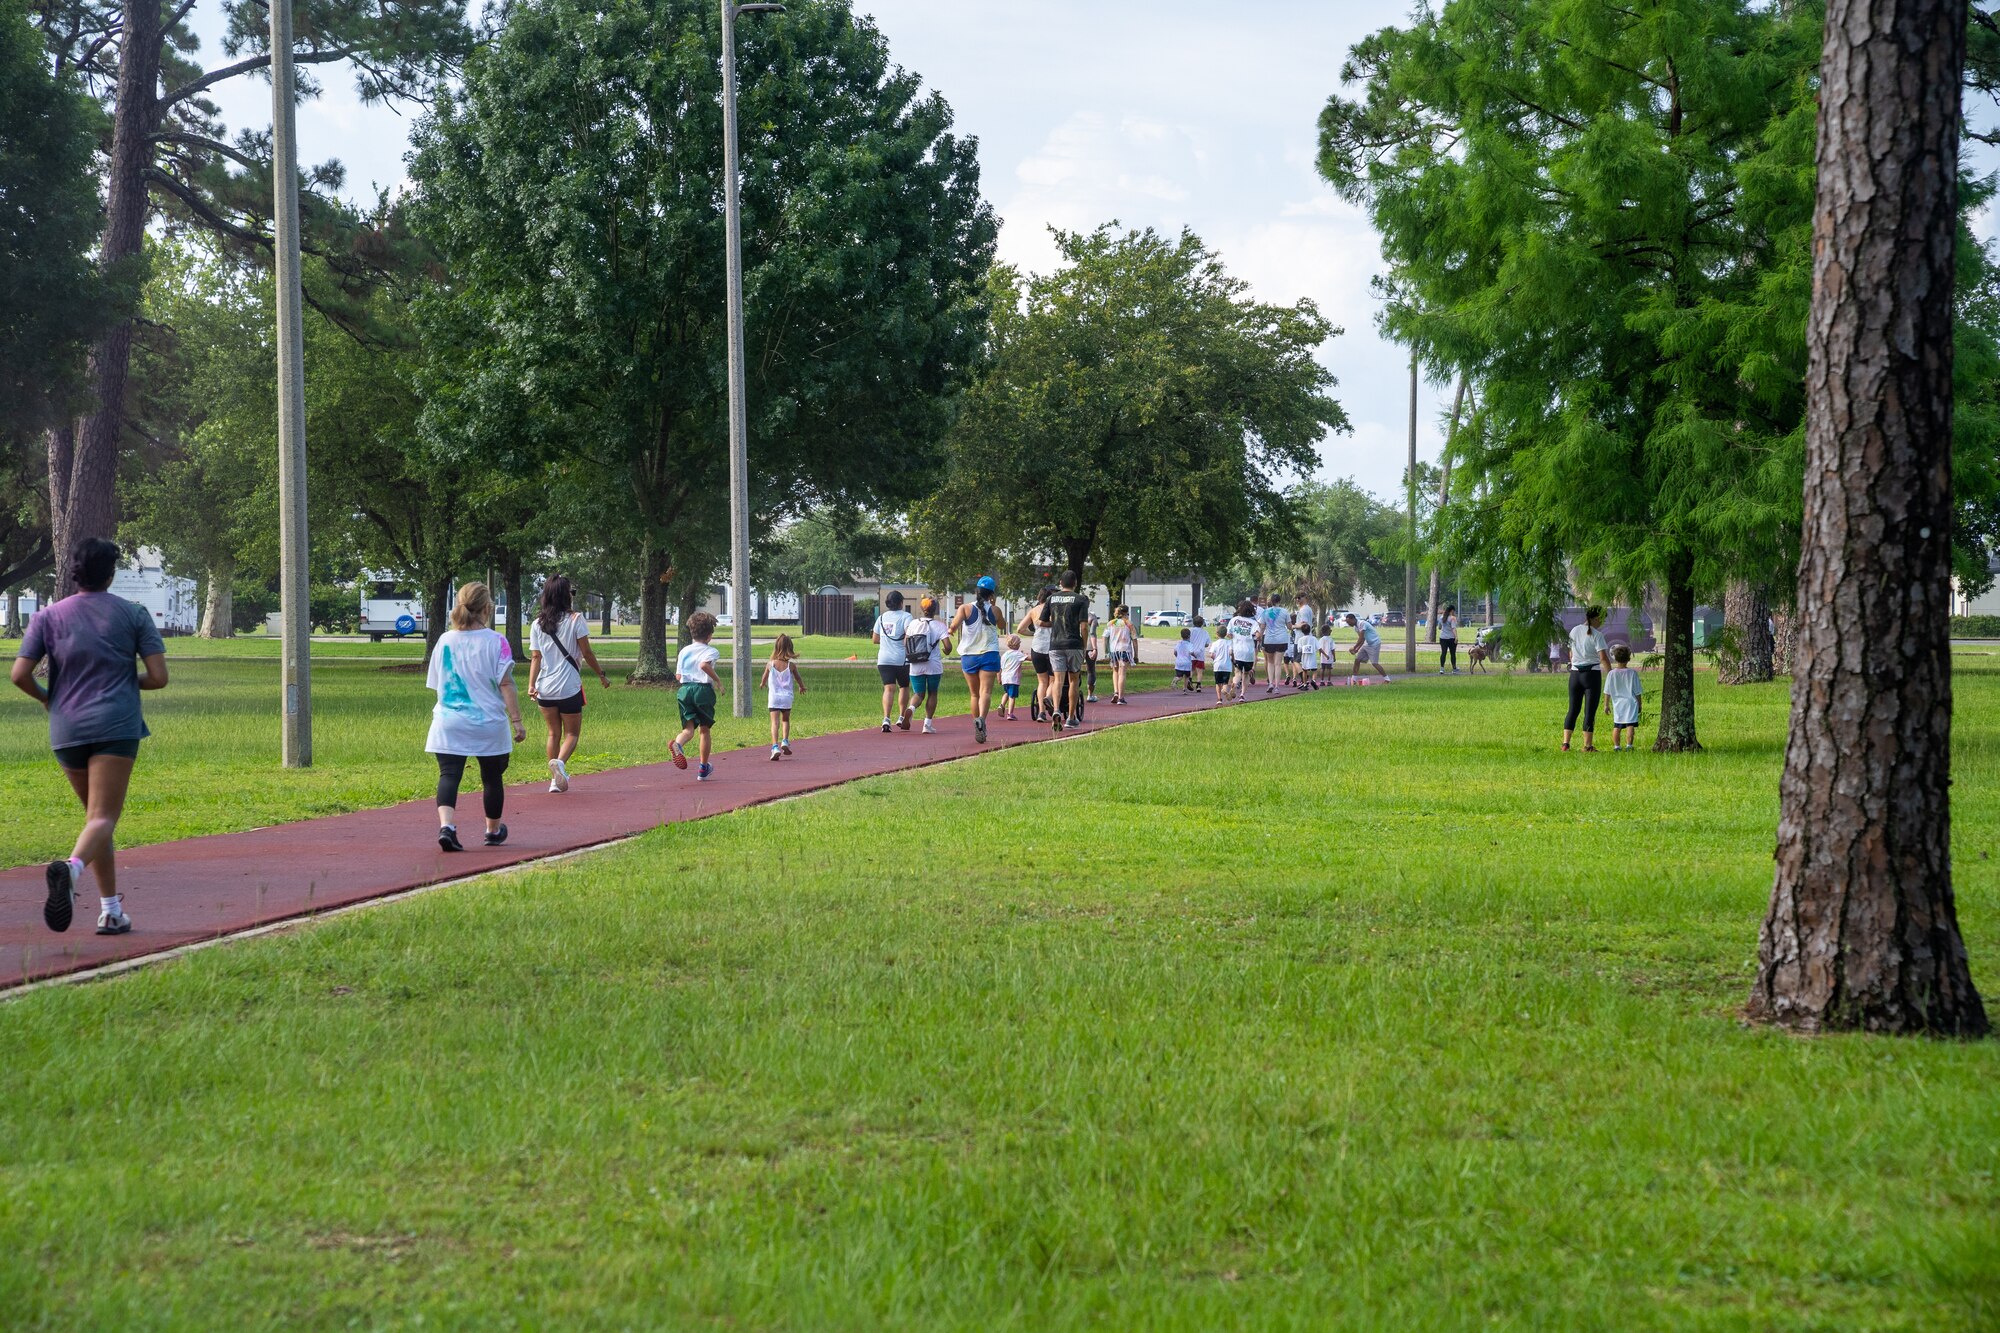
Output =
[
  {"x1": 1003, "y1": 682, "x2": 1019, "y2": 698},
  {"x1": 912, "y1": 673, "x2": 942, "y2": 697},
  {"x1": 960, "y1": 650, "x2": 1001, "y2": 675}
]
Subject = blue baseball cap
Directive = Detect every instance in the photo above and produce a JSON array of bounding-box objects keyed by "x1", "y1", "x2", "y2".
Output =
[{"x1": 975, "y1": 575, "x2": 996, "y2": 592}]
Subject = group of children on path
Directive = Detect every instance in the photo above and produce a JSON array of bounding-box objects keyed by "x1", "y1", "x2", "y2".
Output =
[{"x1": 14, "y1": 538, "x2": 1649, "y2": 939}]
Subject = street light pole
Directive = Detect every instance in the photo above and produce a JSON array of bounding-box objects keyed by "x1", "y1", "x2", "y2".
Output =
[
  {"x1": 1405, "y1": 349, "x2": 1418, "y2": 675},
  {"x1": 269, "y1": 0, "x2": 311, "y2": 765},
  {"x1": 720, "y1": 1, "x2": 783, "y2": 718}
]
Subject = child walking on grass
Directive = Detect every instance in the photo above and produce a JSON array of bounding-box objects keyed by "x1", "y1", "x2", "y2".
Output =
[
  {"x1": 670, "y1": 611, "x2": 721, "y2": 781},
  {"x1": 1606, "y1": 644, "x2": 1643, "y2": 750},
  {"x1": 761, "y1": 633, "x2": 803, "y2": 760}
]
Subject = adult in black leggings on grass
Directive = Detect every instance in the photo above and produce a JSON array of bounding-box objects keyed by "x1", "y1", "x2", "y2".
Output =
[{"x1": 1561, "y1": 606, "x2": 1613, "y2": 752}]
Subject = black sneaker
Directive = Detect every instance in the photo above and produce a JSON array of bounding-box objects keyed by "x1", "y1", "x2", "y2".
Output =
[
  {"x1": 43, "y1": 859, "x2": 75, "y2": 932},
  {"x1": 438, "y1": 826, "x2": 463, "y2": 853},
  {"x1": 484, "y1": 823, "x2": 509, "y2": 847}
]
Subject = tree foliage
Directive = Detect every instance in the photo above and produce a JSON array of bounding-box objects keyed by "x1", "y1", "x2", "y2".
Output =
[
  {"x1": 407, "y1": 0, "x2": 994, "y2": 677},
  {"x1": 915, "y1": 229, "x2": 1348, "y2": 597}
]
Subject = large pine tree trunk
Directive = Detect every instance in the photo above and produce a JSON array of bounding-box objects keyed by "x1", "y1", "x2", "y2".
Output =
[
  {"x1": 632, "y1": 540, "x2": 674, "y2": 683},
  {"x1": 1653, "y1": 551, "x2": 1701, "y2": 751},
  {"x1": 1718, "y1": 580, "x2": 1773, "y2": 684},
  {"x1": 1748, "y1": 0, "x2": 1987, "y2": 1036},
  {"x1": 199, "y1": 557, "x2": 234, "y2": 638},
  {"x1": 55, "y1": 0, "x2": 161, "y2": 596}
]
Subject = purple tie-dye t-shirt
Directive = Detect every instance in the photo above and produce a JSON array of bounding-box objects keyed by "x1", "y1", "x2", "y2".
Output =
[{"x1": 17, "y1": 592, "x2": 165, "y2": 749}]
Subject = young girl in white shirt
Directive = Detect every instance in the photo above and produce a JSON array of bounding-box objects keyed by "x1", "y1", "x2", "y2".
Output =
[{"x1": 760, "y1": 633, "x2": 803, "y2": 759}]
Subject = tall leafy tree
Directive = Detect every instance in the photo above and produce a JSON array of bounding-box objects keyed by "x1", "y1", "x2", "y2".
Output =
[
  {"x1": 916, "y1": 231, "x2": 1347, "y2": 596},
  {"x1": 407, "y1": 0, "x2": 995, "y2": 680},
  {"x1": 1320, "y1": 0, "x2": 1824, "y2": 749},
  {"x1": 123, "y1": 236, "x2": 278, "y2": 635},
  {"x1": 30, "y1": 0, "x2": 468, "y2": 593},
  {"x1": 2, "y1": 0, "x2": 109, "y2": 592}
]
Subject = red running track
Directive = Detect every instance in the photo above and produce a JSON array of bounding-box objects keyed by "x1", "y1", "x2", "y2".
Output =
[{"x1": 0, "y1": 680, "x2": 1391, "y2": 990}]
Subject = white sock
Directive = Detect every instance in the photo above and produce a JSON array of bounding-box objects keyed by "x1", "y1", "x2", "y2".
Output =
[
  {"x1": 101, "y1": 894, "x2": 120, "y2": 915},
  {"x1": 66, "y1": 857, "x2": 83, "y2": 883}
]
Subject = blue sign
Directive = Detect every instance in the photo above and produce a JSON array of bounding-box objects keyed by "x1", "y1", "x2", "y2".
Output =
[{"x1": 394, "y1": 614, "x2": 417, "y2": 636}]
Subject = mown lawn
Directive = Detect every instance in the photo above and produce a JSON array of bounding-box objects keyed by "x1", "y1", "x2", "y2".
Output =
[
  {"x1": 0, "y1": 666, "x2": 1995, "y2": 1328},
  {"x1": 0, "y1": 658, "x2": 1174, "y2": 864}
]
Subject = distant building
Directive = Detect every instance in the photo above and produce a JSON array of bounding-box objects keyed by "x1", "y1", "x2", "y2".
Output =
[{"x1": 1952, "y1": 557, "x2": 2000, "y2": 616}]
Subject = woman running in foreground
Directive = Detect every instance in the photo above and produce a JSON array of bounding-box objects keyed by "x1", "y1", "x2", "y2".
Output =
[{"x1": 11, "y1": 537, "x2": 169, "y2": 935}]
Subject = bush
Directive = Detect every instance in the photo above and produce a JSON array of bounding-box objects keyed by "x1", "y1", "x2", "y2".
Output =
[{"x1": 1950, "y1": 615, "x2": 2000, "y2": 638}]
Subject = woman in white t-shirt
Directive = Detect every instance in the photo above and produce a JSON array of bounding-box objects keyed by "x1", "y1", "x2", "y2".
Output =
[
  {"x1": 1562, "y1": 606, "x2": 1613, "y2": 752},
  {"x1": 427, "y1": 581, "x2": 526, "y2": 851},
  {"x1": 872, "y1": 589, "x2": 915, "y2": 733},
  {"x1": 527, "y1": 575, "x2": 610, "y2": 793}
]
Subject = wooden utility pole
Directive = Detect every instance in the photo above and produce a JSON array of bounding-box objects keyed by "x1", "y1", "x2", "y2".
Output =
[
  {"x1": 1748, "y1": 0, "x2": 1986, "y2": 1035},
  {"x1": 1404, "y1": 351, "x2": 1417, "y2": 674}
]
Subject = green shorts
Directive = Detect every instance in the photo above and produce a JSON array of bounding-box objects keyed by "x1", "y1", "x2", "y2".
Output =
[{"x1": 676, "y1": 682, "x2": 717, "y2": 729}]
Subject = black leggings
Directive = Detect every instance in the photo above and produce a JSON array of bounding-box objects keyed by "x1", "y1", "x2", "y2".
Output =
[
  {"x1": 1565, "y1": 667, "x2": 1602, "y2": 733},
  {"x1": 436, "y1": 753, "x2": 510, "y2": 820},
  {"x1": 1086, "y1": 658, "x2": 1098, "y2": 692},
  {"x1": 1440, "y1": 639, "x2": 1457, "y2": 670}
]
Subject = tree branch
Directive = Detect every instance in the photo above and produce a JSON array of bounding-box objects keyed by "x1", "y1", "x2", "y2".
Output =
[{"x1": 161, "y1": 44, "x2": 367, "y2": 109}]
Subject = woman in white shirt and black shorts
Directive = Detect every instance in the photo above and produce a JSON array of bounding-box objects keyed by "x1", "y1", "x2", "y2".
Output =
[
  {"x1": 528, "y1": 575, "x2": 611, "y2": 792},
  {"x1": 1562, "y1": 606, "x2": 1613, "y2": 752}
]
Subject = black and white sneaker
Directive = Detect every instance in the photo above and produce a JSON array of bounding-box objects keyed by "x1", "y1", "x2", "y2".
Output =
[
  {"x1": 975, "y1": 717, "x2": 988, "y2": 744},
  {"x1": 43, "y1": 859, "x2": 76, "y2": 932},
  {"x1": 484, "y1": 823, "x2": 509, "y2": 847},
  {"x1": 95, "y1": 907, "x2": 131, "y2": 936},
  {"x1": 438, "y1": 826, "x2": 464, "y2": 853}
]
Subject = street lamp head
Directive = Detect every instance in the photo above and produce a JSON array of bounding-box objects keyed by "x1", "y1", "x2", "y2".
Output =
[{"x1": 736, "y1": 3, "x2": 786, "y2": 13}]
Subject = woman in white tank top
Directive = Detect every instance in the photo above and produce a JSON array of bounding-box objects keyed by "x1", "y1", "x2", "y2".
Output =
[{"x1": 950, "y1": 578, "x2": 1006, "y2": 744}]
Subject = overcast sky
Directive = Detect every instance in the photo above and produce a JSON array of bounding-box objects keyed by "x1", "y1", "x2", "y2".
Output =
[{"x1": 189, "y1": 0, "x2": 1998, "y2": 504}]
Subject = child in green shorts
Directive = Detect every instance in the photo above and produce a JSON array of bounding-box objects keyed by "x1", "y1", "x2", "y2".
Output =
[{"x1": 670, "y1": 611, "x2": 721, "y2": 781}]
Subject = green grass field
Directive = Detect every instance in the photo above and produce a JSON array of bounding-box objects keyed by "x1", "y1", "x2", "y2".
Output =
[{"x1": 1, "y1": 665, "x2": 1995, "y2": 1327}]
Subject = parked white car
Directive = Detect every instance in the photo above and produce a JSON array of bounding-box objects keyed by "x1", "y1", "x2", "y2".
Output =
[{"x1": 1143, "y1": 609, "x2": 1190, "y2": 627}]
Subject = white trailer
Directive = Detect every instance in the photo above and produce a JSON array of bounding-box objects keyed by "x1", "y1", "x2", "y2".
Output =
[
  {"x1": 110, "y1": 551, "x2": 197, "y2": 635},
  {"x1": 359, "y1": 572, "x2": 427, "y2": 642}
]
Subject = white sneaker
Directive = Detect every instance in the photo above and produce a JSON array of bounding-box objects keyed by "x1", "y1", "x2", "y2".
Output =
[
  {"x1": 549, "y1": 758, "x2": 570, "y2": 792},
  {"x1": 1086, "y1": 694, "x2": 1098, "y2": 703},
  {"x1": 921, "y1": 719, "x2": 936, "y2": 734},
  {"x1": 95, "y1": 906, "x2": 131, "y2": 936}
]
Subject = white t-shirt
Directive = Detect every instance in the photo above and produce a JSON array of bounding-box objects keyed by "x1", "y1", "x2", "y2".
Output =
[
  {"x1": 1208, "y1": 639, "x2": 1230, "y2": 671},
  {"x1": 1293, "y1": 604, "x2": 1316, "y2": 634},
  {"x1": 906, "y1": 617, "x2": 946, "y2": 677},
  {"x1": 1173, "y1": 639, "x2": 1194, "y2": 670},
  {"x1": 1000, "y1": 648, "x2": 1026, "y2": 685},
  {"x1": 1107, "y1": 619, "x2": 1135, "y2": 655},
  {"x1": 1605, "y1": 665, "x2": 1642, "y2": 724},
  {"x1": 426, "y1": 628, "x2": 515, "y2": 757},
  {"x1": 530, "y1": 612, "x2": 589, "y2": 700},
  {"x1": 1439, "y1": 612, "x2": 1459, "y2": 641},
  {"x1": 1229, "y1": 615, "x2": 1257, "y2": 662},
  {"x1": 1570, "y1": 623, "x2": 1609, "y2": 669},
  {"x1": 766, "y1": 662, "x2": 795, "y2": 710},
  {"x1": 874, "y1": 610, "x2": 912, "y2": 666},
  {"x1": 1031, "y1": 618, "x2": 1052, "y2": 655},
  {"x1": 1318, "y1": 634, "x2": 1334, "y2": 661},
  {"x1": 676, "y1": 641, "x2": 720, "y2": 684},
  {"x1": 1188, "y1": 625, "x2": 1211, "y2": 656},
  {"x1": 1258, "y1": 603, "x2": 1291, "y2": 646},
  {"x1": 1299, "y1": 636, "x2": 1319, "y2": 668}
]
